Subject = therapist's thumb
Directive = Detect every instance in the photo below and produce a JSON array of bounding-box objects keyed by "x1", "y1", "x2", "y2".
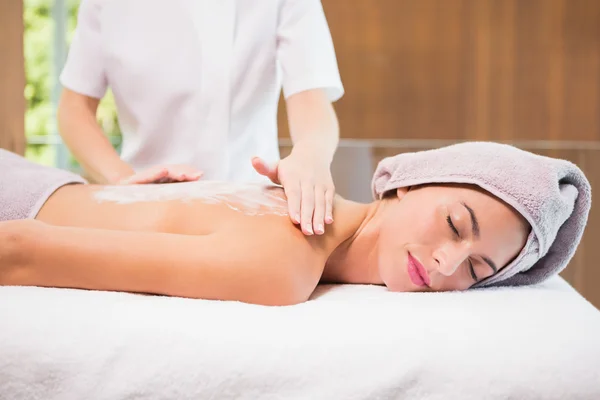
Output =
[{"x1": 252, "y1": 157, "x2": 279, "y2": 184}]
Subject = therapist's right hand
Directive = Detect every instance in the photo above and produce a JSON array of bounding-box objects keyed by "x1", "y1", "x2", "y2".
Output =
[{"x1": 118, "y1": 165, "x2": 203, "y2": 185}]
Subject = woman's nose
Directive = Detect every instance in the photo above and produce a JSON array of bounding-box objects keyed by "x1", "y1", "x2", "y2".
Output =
[{"x1": 433, "y1": 243, "x2": 470, "y2": 276}]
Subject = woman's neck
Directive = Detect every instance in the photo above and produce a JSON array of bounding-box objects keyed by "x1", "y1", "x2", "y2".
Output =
[{"x1": 321, "y1": 197, "x2": 384, "y2": 285}]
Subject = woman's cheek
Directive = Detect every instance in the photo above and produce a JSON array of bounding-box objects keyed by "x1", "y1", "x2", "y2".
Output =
[
  {"x1": 436, "y1": 273, "x2": 472, "y2": 292},
  {"x1": 378, "y1": 253, "x2": 404, "y2": 291},
  {"x1": 377, "y1": 240, "x2": 410, "y2": 292}
]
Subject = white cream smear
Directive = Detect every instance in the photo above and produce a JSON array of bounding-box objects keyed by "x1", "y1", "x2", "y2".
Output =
[{"x1": 93, "y1": 181, "x2": 289, "y2": 216}]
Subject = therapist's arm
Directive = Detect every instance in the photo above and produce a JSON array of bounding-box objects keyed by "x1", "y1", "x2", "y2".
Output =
[
  {"x1": 286, "y1": 88, "x2": 339, "y2": 171},
  {"x1": 58, "y1": 89, "x2": 204, "y2": 185},
  {"x1": 58, "y1": 88, "x2": 134, "y2": 184},
  {"x1": 252, "y1": 88, "x2": 339, "y2": 236}
]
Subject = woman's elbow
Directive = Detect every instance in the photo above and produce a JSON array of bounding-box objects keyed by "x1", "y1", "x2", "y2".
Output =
[{"x1": 0, "y1": 220, "x2": 37, "y2": 286}]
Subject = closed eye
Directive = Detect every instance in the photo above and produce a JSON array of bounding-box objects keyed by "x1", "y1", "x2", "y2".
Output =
[
  {"x1": 447, "y1": 215, "x2": 478, "y2": 281},
  {"x1": 446, "y1": 215, "x2": 460, "y2": 237},
  {"x1": 468, "y1": 259, "x2": 478, "y2": 281}
]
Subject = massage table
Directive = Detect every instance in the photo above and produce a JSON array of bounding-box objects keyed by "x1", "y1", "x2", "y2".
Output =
[{"x1": 1, "y1": 276, "x2": 599, "y2": 399}]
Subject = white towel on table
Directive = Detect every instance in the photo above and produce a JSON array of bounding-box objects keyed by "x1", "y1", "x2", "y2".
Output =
[{"x1": 1, "y1": 277, "x2": 599, "y2": 400}]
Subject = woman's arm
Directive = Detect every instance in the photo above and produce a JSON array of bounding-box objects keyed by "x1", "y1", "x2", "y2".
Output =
[
  {"x1": 57, "y1": 89, "x2": 135, "y2": 184},
  {"x1": 1, "y1": 220, "x2": 320, "y2": 306}
]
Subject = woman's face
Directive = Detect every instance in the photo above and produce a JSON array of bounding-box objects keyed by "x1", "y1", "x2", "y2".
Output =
[{"x1": 377, "y1": 184, "x2": 529, "y2": 292}]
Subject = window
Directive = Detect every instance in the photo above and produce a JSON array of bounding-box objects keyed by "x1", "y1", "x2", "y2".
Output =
[{"x1": 24, "y1": 0, "x2": 121, "y2": 172}]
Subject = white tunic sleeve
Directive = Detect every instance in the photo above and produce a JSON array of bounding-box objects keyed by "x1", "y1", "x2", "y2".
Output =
[
  {"x1": 277, "y1": 0, "x2": 344, "y2": 102},
  {"x1": 59, "y1": 0, "x2": 107, "y2": 99}
]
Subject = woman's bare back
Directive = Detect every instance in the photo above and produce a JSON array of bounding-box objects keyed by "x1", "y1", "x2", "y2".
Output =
[
  {"x1": 4, "y1": 180, "x2": 367, "y2": 305},
  {"x1": 7, "y1": 180, "x2": 331, "y2": 305},
  {"x1": 36, "y1": 181, "x2": 291, "y2": 237}
]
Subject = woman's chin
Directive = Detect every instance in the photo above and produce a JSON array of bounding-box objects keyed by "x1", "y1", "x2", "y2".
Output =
[
  {"x1": 385, "y1": 280, "x2": 428, "y2": 293},
  {"x1": 379, "y1": 259, "x2": 422, "y2": 292}
]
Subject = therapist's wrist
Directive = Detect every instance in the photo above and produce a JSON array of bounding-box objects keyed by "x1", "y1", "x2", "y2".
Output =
[
  {"x1": 291, "y1": 138, "x2": 336, "y2": 166},
  {"x1": 100, "y1": 164, "x2": 136, "y2": 185}
]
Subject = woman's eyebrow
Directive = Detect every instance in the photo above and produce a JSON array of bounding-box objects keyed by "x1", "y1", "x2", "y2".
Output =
[{"x1": 461, "y1": 202, "x2": 480, "y2": 239}]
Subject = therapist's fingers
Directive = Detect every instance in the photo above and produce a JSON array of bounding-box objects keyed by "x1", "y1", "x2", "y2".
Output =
[
  {"x1": 312, "y1": 186, "x2": 327, "y2": 235},
  {"x1": 251, "y1": 157, "x2": 280, "y2": 185},
  {"x1": 121, "y1": 167, "x2": 168, "y2": 184},
  {"x1": 300, "y1": 181, "x2": 316, "y2": 235},
  {"x1": 164, "y1": 166, "x2": 203, "y2": 182},
  {"x1": 156, "y1": 173, "x2": 201, "y2": 184},
  {"x1": 325, "y1": 187, "x2": 335, "y2": 224},
  {"x1": 284, "y1": 182, "x2": 301, "y2": 226},
  {"x1": 121, "y1": 165, "x2": 202, "y2": 184}
]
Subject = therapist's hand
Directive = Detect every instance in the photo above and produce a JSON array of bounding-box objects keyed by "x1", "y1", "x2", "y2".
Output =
[
  {"x1": 118, "y1": 165, "x2": 203, "y2": 185},
  {"x1": 252, "y1": 153, "x2": 335, "y2": 236}
]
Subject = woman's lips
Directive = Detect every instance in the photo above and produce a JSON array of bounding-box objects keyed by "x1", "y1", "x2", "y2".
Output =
[{"x1": 407, "y1": 253, "x2": 431, "y2": 287}]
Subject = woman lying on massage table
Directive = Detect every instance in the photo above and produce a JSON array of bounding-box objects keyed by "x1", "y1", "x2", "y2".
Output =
[{"x1": 0, "y1": 142, "x2": 590, "y2": 306}]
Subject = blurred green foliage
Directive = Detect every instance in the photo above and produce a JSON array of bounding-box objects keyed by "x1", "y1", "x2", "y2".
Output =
[{"x1": 24, "y1": 0, "x2": 121, "y2": 168}]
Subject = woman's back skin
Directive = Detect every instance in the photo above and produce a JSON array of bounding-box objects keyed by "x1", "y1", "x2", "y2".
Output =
[
  {"x1": 24, "y1": 181, "x2": 367, "y2": 305},
  {"x1": 37, "y1": 182, "x2": 270, "y2": 236}
]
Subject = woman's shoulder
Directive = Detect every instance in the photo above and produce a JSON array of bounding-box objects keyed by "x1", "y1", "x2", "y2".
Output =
[
  {"x1": 217, "y1": 216, "x2": 326, "y2": 303},
  {"x1": 225, "y1": 216, "x2": 322, "y2": 255},
  {"x1": 224, "y1": 215, "x2": 327, "y2": 270}
]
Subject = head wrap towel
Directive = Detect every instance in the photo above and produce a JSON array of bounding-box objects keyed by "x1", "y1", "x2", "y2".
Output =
[{"x1": 371, "y1": 142, "x2": 592, "y2": 287}]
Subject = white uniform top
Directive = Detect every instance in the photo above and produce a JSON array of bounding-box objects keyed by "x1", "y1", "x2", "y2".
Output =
[{"x1": 60, "y1": 0, "x2": 344, "y2": 183}]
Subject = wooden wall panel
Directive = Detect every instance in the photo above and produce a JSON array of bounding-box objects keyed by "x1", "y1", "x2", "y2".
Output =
[
  {"x1": 576, "y1": 151, "x2": 600, "y2": 309},
  {"x1": 279, "y1": 0, "x2": 600, "y2": 142},
  {"x1": 0, "y1": 0, "x2": 26, "y2": 155}
]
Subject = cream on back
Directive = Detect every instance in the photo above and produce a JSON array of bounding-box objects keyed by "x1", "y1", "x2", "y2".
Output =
[{"x1": 92, "y1": 181, "x2": 289, "y2": 217}]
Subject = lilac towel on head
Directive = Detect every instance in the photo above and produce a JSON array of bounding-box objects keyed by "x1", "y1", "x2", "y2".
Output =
[{"x1": 371, "y1": 142, "x2": 592, "y2": 287}]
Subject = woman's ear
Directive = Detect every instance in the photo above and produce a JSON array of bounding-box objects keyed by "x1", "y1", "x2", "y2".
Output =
[{"x1": 396, "y1": 187, "x2": 410, "y2": 200}]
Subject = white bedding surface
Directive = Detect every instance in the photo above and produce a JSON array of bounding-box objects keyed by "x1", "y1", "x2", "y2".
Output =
[{"x1": 1, "y1": 277, "x2": 599, "y2": 400}]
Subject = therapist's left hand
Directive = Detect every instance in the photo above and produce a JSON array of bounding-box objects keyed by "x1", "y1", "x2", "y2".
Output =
[
  {"x1": 252, "y1": 153, "x2": 335, "y2": 236},
  {"x1": 119, "y1": 165, "x2": 203, "y2": 185}
]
